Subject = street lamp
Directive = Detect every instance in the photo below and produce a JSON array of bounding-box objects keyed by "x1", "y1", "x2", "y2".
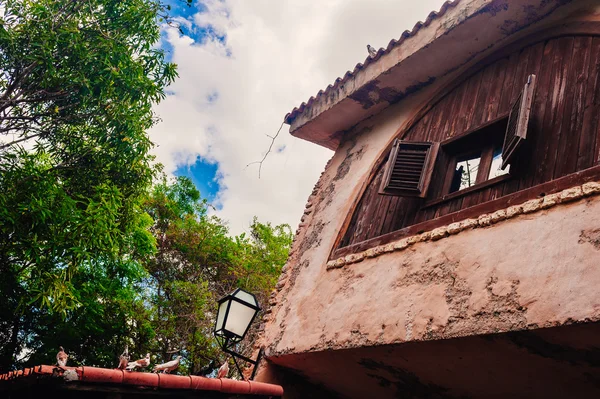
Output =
[{"x1": 214, "y1": 288, "x2": 263, "y2": 380}]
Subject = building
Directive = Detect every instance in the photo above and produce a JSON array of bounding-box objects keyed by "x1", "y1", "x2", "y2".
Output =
[{"x1": 254, "y1": 0, "x2": 600, "y2": 397}]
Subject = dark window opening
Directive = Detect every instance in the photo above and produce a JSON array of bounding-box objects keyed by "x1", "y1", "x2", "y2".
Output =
[
  {"x1": 447, "y1": 144, "x2": 510, "y2": 194},
  {"x1": 443, "y1": 117, "x2": 510, "y2": 195},
  {"x1": 451, "y1": 152, "x2": 482, "y2": 193}
]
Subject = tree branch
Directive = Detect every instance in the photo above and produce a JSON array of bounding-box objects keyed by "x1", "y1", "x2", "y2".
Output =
[
  {"x1": 245, "y1": 121, "x2": 285, "y2": 179},
  {"x1": 0, "y1": 132, "x2": 44, "y2": 150}
]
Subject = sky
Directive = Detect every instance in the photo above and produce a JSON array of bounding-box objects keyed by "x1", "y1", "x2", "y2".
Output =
[{"x1": 150, "y1": 0, "x2": 448, "y2": 235}]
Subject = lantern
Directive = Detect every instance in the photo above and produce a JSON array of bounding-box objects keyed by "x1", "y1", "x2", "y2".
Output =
[{"x1": 214, "y1": 288, "x2": 263, "y2": 380}]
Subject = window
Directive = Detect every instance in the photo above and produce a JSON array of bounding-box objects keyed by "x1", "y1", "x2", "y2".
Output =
[
  {"x1": 444, "y1": 124, "x2": 510, "y2": 195},
  {"x1": 380, "y1": 74, "x2": 536, "y2": 200},
  {"x1": 379, "y1": 141, "x2": 439, "y2": 198}
]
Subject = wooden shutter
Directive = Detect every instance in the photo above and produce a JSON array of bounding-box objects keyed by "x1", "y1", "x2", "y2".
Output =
[
  {"x1": 379, "y1": 140, "x2": 439, "y2": 198},
  {"x1": 501, "y1": 74, "x2": 537, "y2": 170}
]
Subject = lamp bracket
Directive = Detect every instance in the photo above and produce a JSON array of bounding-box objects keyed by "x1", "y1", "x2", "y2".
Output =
[{"x1": 220, "y1": 338, "x2": 264, "y2": 380}]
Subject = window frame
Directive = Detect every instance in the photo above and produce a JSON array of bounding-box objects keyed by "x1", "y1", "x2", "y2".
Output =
[
  {"x1": 420, "y1": 114, "x2": 512, "y2": 207},
  {"x1": 440, "y1": 139, "x2": 508, "y2": 197}
]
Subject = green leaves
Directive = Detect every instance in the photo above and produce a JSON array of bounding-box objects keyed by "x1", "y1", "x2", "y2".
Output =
[
  {"x1": 139, "y1": 177, "x2": 292, "y2": 375},
  {"x1": 0, "y1": 0, "x2": 291, "y2": 374},
  {"x1": 0, "y1": 0, "x2": 173, "y2": 371}
]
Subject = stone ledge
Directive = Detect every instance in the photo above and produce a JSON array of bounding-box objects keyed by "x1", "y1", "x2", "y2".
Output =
[{"x1": 326, "y1": 181, "x2": 600, "y2": 270}]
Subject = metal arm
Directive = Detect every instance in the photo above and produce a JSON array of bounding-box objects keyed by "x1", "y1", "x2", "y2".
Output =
[{"x1": 221, "y1": 337, "x2": 264, "y2": 380}]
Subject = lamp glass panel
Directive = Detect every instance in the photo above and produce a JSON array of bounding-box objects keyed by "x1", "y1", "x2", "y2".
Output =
[
  {"x1": 215, "y1": 301, "x2": 228, "y2": 332},
  {"x1": 224, "y1": 300, "x2": 257, "y2": 337},
  {"x1": 233, "y1": 290, "x2": 258, "y2": 307}
]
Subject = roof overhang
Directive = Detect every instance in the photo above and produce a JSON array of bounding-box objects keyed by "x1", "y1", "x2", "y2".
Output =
[{"x1": 285, "y1": 0, "x2": 587, "y2": 150}]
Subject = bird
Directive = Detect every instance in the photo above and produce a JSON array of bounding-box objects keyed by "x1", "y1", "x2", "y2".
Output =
[
  {"x1": 56, "y1": 346, "x2": 68, "y2": 367},
  {"x1": 117, "y1": 345, "x2": 129, "y2": 370},
  {"x1": 217, "y1": 359, "x2": 229, "y2": 379},
  {"x1": 125, "y1": 353, "x2": 150, "y2": 371},
  {"x1": 367, "y1": 44, "x2": 377, "y2": 57},
  {"x1": 153, "y1": 356, "x2": 181, "y2": 374}
]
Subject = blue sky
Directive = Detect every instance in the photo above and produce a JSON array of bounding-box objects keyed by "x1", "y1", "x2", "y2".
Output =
[
  {"x1": 164, "y1": 1, "x2": 223, "y2": 202},
  {"x1": 174, "y1": 156, "x2": 222, "y2": 203}
]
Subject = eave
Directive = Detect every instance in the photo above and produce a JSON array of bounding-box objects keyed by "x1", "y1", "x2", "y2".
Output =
[{"x1": 285, "y1": 0, "x2": 578, "y2": 150}]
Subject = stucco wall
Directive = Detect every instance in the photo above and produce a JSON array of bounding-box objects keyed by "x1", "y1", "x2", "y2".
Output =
[
  {"x1": 260, "y1": 87, "x2": 600, "y2": 362},
  {"x1": 265, "y1": 173, "x2": 600, "y2": 357}
]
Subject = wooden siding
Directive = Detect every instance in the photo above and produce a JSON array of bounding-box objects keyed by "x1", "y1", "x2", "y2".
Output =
[{"x1": 340, "y1": 35, "x2": 600, "y2": 248}]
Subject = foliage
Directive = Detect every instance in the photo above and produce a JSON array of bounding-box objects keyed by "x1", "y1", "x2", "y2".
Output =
[
  {"x1": 140, "y1": 177, "x2": 292, "y2": 375},
  {"x1": 0, "y1": 0, "x2": 292, "y2": 376},
  {"x1": 0, "y1": 0, "x2": 174, "y2": 371},
  {"x1": 2, "y1": 175, "x2": 293, "y2": 374}
]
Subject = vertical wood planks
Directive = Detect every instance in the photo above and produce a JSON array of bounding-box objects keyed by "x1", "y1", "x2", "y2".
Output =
[
  {"x1": 554, "y1": 37, "x2": 592, "y2": 179},
  {"x1": 577, "y1": 37, "x2": 600, "y2": 170},
  {"x1": 341, "y1": 35, "x2": 600, "y2": 249}
]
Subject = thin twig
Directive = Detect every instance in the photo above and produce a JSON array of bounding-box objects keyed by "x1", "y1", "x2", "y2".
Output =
[{"x1": 245, "y1": 121, "x2": 285, "y2": 178}]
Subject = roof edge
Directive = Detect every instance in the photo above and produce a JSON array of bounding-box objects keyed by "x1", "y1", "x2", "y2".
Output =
[
  {"x1": 284, "y1": 0, "x2": 460, "y2": 126},
  {"x1": 285, "y1": 0, "x2": 583, "y2": 150}
]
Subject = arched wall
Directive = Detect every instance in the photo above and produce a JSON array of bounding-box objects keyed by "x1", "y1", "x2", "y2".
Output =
[{"x1": 340, "y1": 34, "x2": 600, "y2": 249}]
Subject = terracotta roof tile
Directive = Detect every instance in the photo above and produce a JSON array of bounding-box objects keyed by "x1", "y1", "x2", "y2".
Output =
[
  {"x1": 285, "y1": 0, "x2": 460, "y2": 124},
  {"x1": 0, "y1": 365, "x2": 283, "y2": 397}
]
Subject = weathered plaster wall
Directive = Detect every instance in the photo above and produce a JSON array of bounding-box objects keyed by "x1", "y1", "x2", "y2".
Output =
[
  {"x1": 264, "y1": 183, "x2": 600, "y2": 359},
  {"x1": 258, "y1": 69, "x2": 600, "y2": 365},
  {"x1": 258, "y1": 84, "x2": 437, "y2": 357}
]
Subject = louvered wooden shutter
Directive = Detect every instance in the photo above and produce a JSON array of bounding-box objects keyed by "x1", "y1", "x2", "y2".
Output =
[
  {"x1": 502, "y1": 74, "x2": 537, "y2": 170},
  {"x1": 379, "y1": 140, "x2": 439, "y2": 198}
]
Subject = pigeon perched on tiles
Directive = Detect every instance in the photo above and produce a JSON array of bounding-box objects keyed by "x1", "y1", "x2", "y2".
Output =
[
  {"x1": 153, "y1": 356, "x2": 181, "y2": 374},
  {"x1": 56, "y1": 346, "x2": 68, "y2": 367},
  {"x1": 117, "y1": 345, "x2": 129, "y2": 370},
  {"x1": 125, "y1": 353, "x2": 150, "y2": 371},
  {"x1": 367, "y1": 44, "x2": 377, "y2": 57},
  {"x1": 217, "y1": 359, "x2": 229, "y2": 379}
]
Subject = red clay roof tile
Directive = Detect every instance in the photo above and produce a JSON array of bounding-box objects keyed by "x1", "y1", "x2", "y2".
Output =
[
  {"x1": 190, "y1": 374, "x2": 223, "y2": 391},
  {"x1": 0, "y1": 365, "x2": 283, "y2": 397},
  {"x1": 157, "y1": 373, "x2": 191, "y2": 389}
]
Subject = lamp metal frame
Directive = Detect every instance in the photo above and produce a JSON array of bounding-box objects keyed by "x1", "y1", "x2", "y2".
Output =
[{"x1": 214, "y1": 288, "x2": 263, "y2": 380}]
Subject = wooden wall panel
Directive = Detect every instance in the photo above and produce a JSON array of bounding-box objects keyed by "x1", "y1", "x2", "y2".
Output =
[{"x1": 340, "y1": 35, "x2": 600, "y2": 249}]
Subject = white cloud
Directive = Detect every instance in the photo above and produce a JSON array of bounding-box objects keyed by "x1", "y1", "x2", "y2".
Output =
[{"x1": 149, "y1": 0, "x2": 448, "y2": 235}]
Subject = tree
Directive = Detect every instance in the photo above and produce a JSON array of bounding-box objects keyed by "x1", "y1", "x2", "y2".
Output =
[
  {"x1": 0, "y1": 0, "x2": 175, "y2": 371},
  {"x1": 4, "y1": 174, "x2": 292, "y2": 375},
  {"x1": 141, "y1": 177, "x2": 292, "y2": 375},
  {"x1": 0, "y1": 0, "x2": 291, "y2": 375}
]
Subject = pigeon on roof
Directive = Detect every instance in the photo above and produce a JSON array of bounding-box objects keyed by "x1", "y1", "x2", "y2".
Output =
[
  {"x1": 153, "y1": 356, "x2": 181, "y2": 374},
  {"x1": 367, "y1": 44, "x2": 377, "y2": 58},
  {"x1": 125, "y1": 353, "x2": 150, "y2": 371},
  {"x1": 56, "y1": 346, "x2": 68, "y2": 367},
  {"x1": 217, "y1": 359, "x2": 229, "y2": 379},
  {"x1": 117, "y1": 345, "x2": 129, "y2": 370}
]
